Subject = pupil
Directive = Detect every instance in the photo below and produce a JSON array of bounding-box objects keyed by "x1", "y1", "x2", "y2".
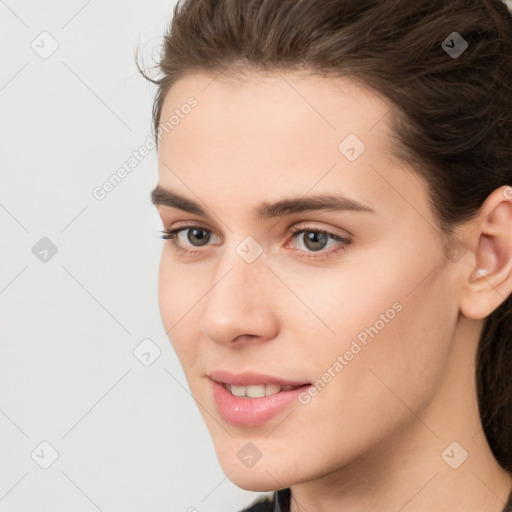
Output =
[
  {"x1": 189, "y1": 228, "x2": 210, "y2": 246},
  {"x1": 304, "y1": 231, "x2": 327, "y2": 251}
]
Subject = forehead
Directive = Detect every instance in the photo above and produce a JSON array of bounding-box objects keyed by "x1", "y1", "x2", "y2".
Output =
[
  {"x1": 159, "y1": 70, "x2": 395, "y2": 148},
  {"x1": 156, "y1": 70, "x2": 431, "y2": 227}
]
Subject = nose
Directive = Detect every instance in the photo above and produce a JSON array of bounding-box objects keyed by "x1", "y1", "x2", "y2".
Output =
[{"x1": 199, "y1": 249, "x2": 280, "y2": 347}]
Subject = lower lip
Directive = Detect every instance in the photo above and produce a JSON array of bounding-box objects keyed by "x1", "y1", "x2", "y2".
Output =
[{"x1": 210, "y1": 379, "x2": 311, "y2": 427}]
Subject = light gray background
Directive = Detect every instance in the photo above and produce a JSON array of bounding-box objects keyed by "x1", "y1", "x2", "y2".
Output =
[{"x1": 0, "y1": 1, "x2": 267, "y2": 510}]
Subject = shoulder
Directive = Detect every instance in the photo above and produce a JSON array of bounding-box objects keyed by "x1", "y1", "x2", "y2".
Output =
[{"x1": 237, "y1": 493, "x2": 274, "y2": 512}]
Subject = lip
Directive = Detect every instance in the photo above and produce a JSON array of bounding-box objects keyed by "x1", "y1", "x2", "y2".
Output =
[
  {"x1": 208, "y1": 370, "x2": 310, "y2": 387},
  {"x1": 208, "y1": 371, "x2": 312, "y2": 427}
]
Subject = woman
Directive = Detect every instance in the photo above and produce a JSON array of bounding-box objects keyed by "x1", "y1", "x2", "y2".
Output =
[{"x1": 138, "y1": 0, "x2": 512, "y2": 510}]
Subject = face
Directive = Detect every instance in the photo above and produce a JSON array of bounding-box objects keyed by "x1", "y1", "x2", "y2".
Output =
[{"x1": 153, "y1": 71, "x2": 462, "y2": 491}]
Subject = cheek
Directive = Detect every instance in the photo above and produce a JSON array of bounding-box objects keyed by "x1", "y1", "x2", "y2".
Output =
[
  {"x1": 298, "y1": 260, "x2": 456, "y2": 434},
  {"x1": 157, "y1": 252, "x2": 174, "y2": 330},
  {"x1": 157, "y1": 247, "x2": 201, "y2": 320},
  {"x1": 157, "y1": 251, "x2": 200, "y2": 364},
  {"x1": 287, "y1": 245, "x2": 453, "y2": 399}
]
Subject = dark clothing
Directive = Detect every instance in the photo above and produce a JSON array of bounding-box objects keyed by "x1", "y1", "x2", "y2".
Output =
[
  {"x1": 240, "y1": 489, "x2": 289, "y2": 512},
  {"x1": 240, "y1": 485, "x2": 512, "y2": 512}
]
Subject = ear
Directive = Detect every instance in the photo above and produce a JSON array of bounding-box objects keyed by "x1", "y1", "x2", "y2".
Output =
[{"x1": 459, "y1": 185, "x2": 512, "y2": 320}]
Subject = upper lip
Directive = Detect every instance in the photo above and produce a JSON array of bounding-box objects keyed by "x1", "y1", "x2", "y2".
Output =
[{"x1": 208, "y1": 370, "x2": 310, "y2": 387}]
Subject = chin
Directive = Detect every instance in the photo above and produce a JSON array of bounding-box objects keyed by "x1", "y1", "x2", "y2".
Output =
[
  {"x1": 216, "y1": 453, "x2": 297, "y2": 492},
  {"x1": 225, "y1": 470, "x2": 286, "y2": 492}
]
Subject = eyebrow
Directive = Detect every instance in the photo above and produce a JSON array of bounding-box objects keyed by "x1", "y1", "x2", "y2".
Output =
[{"x1": 150, "y1": 185, "x2": 375, "y2": 220}]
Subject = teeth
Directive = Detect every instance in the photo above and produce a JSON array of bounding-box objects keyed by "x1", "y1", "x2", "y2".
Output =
[{"x1": 225, "y1": 383, "x2": 291, "y2": 398}]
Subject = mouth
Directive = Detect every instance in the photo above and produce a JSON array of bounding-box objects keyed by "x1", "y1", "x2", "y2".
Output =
[{"x1": 208, "y1": 371, "x2": 312, "y2": 426}]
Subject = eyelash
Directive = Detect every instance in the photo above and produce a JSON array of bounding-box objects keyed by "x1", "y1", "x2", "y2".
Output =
[{"x1": 159, "y1": 223, "x2": 352, "y2": 260}]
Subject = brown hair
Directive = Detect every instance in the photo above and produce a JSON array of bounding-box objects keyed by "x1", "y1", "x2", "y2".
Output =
[{"x1": 136, "y1": 0, "x2": 512, "y2": 471}]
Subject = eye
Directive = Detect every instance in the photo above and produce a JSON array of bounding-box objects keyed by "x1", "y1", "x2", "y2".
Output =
[
  {"x1": 160, "y1": 225, "x2": 220, "y2": 253},
  {"x1": 159, "y1": 223, "x2": 352, "y2": 259},
  {"x1": 285, "y1": 224, "x2": 351, "y2": 259}
]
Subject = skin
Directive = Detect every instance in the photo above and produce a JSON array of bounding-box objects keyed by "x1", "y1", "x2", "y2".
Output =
[{"x1": 153, "y1": 70, "x2": 512, "y2": 512}]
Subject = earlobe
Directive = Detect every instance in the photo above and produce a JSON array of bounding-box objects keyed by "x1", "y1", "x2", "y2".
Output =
[{"x1": 459, "y1": 186, "x2": 512, "y2": 320}]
